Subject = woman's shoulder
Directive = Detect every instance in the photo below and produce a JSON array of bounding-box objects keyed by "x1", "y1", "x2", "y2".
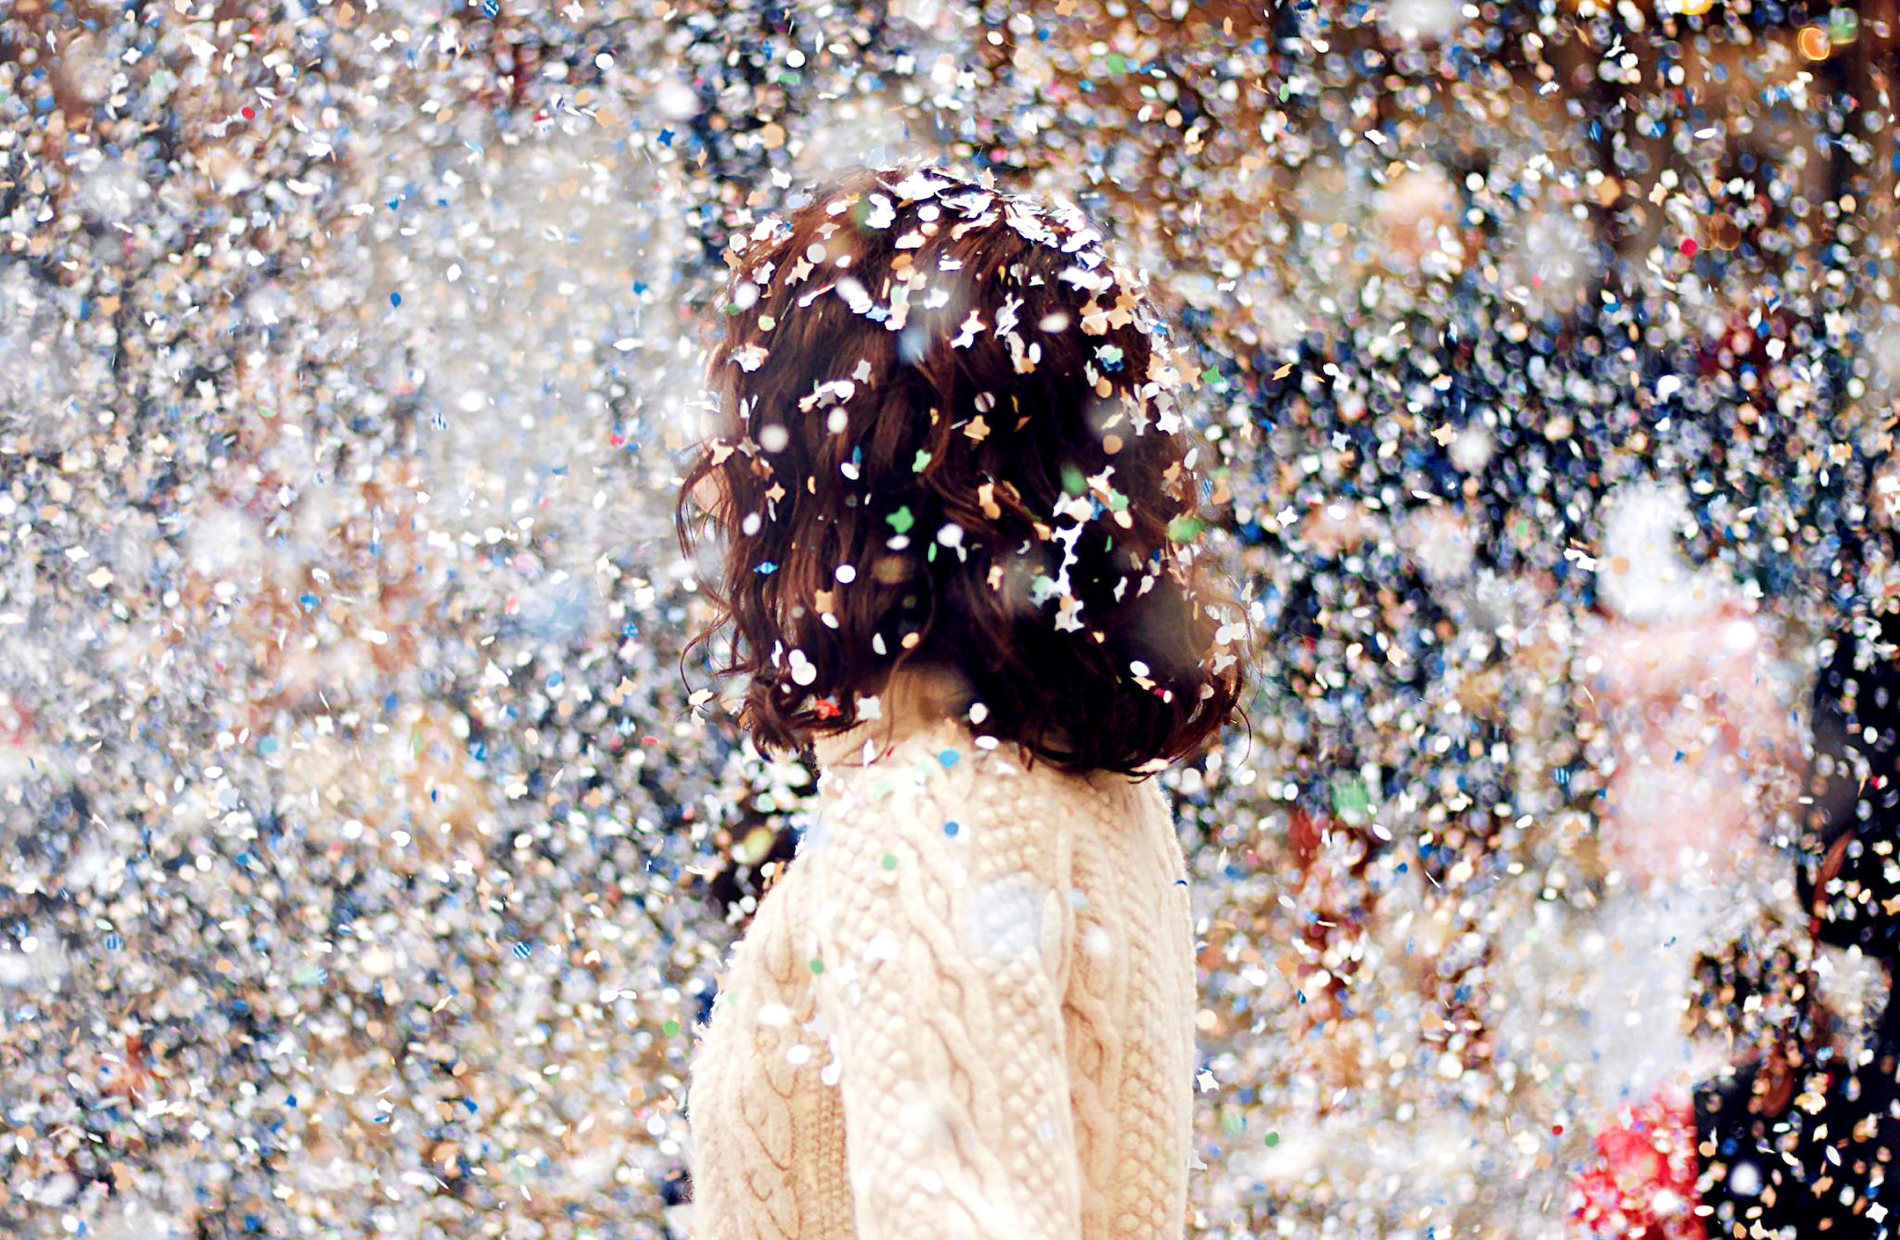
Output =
[
  {"x1": 808, "y1": 718, "x2": 1145, "y2": 869},
  {"x1": 829, "y1": 715, "x2": 1137, "y2": 807}
]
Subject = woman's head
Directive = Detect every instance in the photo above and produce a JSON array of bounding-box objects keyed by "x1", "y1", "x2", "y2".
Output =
[{"x1": 678, "y1": 165, "x2": 1242, "y2": 775}]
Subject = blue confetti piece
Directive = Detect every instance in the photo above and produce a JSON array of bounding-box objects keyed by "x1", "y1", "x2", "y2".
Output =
[
  {"x1": 389, "y1": 291, "x2": 402, "y2": 307},
  {"x1": 937, "y1": 749, "x2": 960, "y2": 769}
]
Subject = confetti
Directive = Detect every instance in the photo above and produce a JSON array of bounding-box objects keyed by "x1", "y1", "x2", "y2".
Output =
[{"x1": 0, "y1": 2, "x2": 1887, "y2": 1236}]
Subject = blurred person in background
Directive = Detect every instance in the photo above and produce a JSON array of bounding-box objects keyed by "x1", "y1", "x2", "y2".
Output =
[
  {"x1": 1583, "y1": 479, "x2": 1794, "y2": 888},
  {"x1": 1574, "y1": 606, "x2": 1900, "y2": 1238}
]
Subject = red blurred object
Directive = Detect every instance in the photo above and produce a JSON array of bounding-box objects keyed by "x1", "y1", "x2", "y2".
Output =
[
  {"x1": 1572, "y1": 1089, "x2": 1701, "y2": 1239},
  {"x1": 0, "y1": 694, "x2": 31, "y2": 747},
  {"x1": 1287, "y1": 806, "x2": 1328, "y2": 868}
]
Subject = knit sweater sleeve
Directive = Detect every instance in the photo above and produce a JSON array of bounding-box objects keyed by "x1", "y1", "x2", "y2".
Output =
[{"x1": 807, "y1": 756, "x2": 1083, "y2": 1240}]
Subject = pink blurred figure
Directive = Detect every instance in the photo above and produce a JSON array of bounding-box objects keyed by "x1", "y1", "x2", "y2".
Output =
[{"x1": 1581, "y1": 482, "x2": 1794, "y2": 886}]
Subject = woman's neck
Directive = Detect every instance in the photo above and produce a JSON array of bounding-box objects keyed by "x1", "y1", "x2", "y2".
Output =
[{"x1": 811, "y1": 664, "x2": 973, "y2": 769}]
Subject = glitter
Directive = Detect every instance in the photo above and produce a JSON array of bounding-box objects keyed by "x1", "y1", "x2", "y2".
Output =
[{"x1": 5, "y1": 10, "x2": 1869, "y2": 1234}]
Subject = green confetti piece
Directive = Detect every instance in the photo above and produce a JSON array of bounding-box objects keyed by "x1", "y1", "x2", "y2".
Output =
[
  {"x1": 1062, "y1": 464, "x2": 1086, "y2": 495},
  {"x1": 881, "y1": 853, "x2": 898, "y2": 871},
  {"x1": 1331, "y1": 777, "x2": 1371, "y2": 817},
  {"x1": 1105, "y1": 52, "x2": 1127, "y2": 75},
  {"x1": 809, "y1": 958, "x2": 826, "y2": 975},
  {"x1": 1167, "y1": 515, "x2": 1206, "y2": 542},
  {"x1": 888, "y1": 506, "x2": 915, "y2": 534},
  {"x1": 1265, "y1": 1132, "x2": 1280, "y2": 1148},
  {"x1": 912, "y1": 449, "x2": 932, "y2": 472},
  {"x1": 663, "y1": 1018, "x2": 681, "y2": 1036}
]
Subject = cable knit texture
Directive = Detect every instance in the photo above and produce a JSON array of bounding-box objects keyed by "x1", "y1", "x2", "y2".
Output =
[{"x1": 687, "y1": 676, "x2": 1197, "y2": 1240}]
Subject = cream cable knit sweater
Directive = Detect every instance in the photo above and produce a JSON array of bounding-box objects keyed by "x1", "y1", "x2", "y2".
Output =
[{"x1": 686, "y1": 676, "x2": 1198, "y2": 1240}]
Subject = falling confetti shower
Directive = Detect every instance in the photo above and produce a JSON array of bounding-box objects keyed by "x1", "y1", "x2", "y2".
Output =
[{"x1": 3, "y1": 1, "x2": 1900, "y2": 1238}]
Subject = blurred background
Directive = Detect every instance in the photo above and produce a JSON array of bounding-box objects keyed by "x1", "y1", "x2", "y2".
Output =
[{"x1": 3, "y1": 0, "x2": 1899, "y2": 1236}]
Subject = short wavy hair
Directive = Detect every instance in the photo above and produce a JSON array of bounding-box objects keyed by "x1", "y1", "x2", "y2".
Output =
[{"x1": 677, "y1": 166, "x2": 1243, "y2": 775}]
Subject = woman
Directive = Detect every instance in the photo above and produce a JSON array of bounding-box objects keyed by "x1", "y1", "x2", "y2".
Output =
[{"x1": 678, "y1": 165, "x2": 1244, "y2": 1239}]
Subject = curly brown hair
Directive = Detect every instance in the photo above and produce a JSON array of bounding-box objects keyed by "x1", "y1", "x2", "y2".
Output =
[{"x1": 676, "y1": 166, "x2": 1244, "y2": 775}]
